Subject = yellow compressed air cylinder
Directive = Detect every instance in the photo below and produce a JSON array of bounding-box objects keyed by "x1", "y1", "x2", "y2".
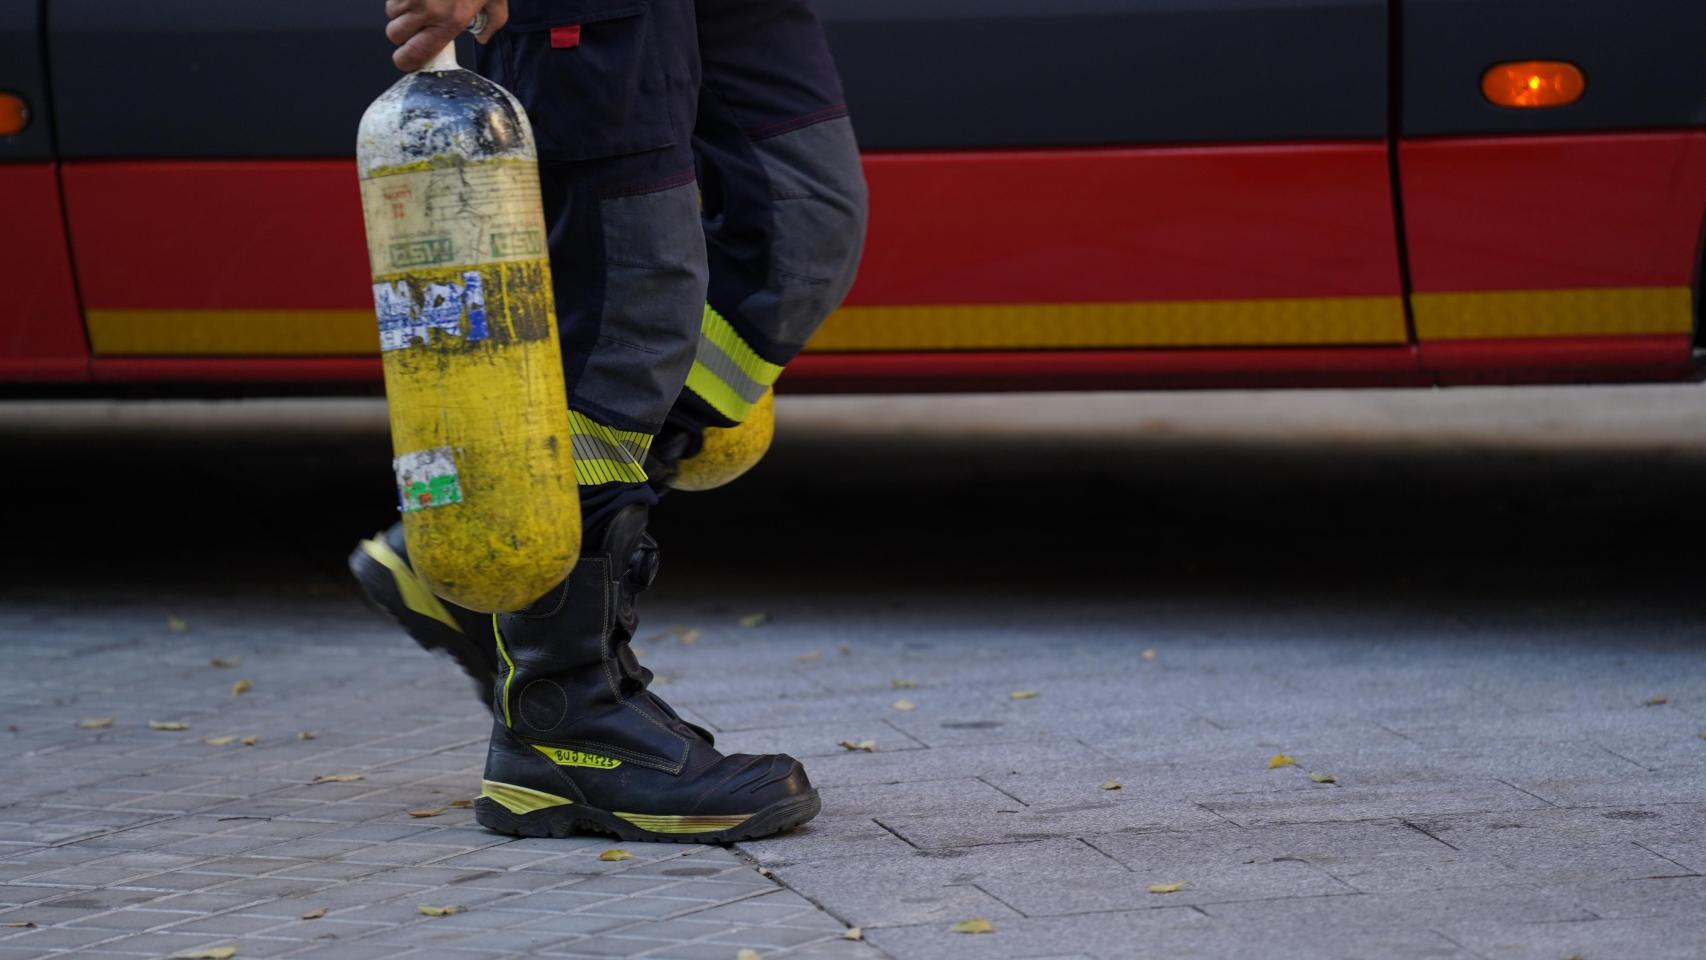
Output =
[
  {"x1": 356, "y1": 43, "x2": 578, "y2": 613},
  {"x1": 672, "y1": 389, "x2": 776, "y2": 491}
]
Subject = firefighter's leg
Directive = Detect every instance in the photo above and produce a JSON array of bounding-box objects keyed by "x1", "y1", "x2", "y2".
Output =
[
  {"x1": 645, "y1": 0, "x2": 869, "y2": 493},
  {"x1": 355, "y1": 0, "x2": 819, "y2": 840},
  {"x1": 350, "y1": 0, "x2": 709, "y2": 697}
]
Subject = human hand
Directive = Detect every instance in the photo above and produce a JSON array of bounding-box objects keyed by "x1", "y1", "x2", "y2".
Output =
[{"x1": 385, "y1": 0, "x2": 509, "y2": 72}]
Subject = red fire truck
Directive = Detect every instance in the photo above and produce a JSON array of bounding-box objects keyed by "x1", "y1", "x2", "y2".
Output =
[{"x1": 3, "y1": 0, "x2": 1702, "y2": 393}]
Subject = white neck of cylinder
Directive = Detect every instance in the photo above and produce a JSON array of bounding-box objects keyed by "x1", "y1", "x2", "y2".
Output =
[{"x1": 422, "y1": 42, "x2": 459, "y2": 73}]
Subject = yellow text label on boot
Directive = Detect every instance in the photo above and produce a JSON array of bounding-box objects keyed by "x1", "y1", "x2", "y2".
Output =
[{"x1": 531, "y1": 744, "x2": 623, "y2": 769}]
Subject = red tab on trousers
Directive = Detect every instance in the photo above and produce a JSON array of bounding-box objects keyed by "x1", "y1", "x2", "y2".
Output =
[{"x1": 550, "y1": 25, "x2": 582, "y2": 48}]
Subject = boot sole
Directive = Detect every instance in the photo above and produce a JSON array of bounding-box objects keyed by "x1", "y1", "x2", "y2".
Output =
[
  {"x1": 348, "y1": 536, "x2": 495, "y2": 708},
  {"x1": 474, "y1": 790, "x2": 822, "y2": 844}
]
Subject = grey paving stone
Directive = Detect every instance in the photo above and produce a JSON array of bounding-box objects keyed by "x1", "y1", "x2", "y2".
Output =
[
  {"x1": 800, "y1": 739, "x2": 1108, "y2": 789},
  {"x1": 1554, "y1": 875, "x2": 1706, "y2": 919},
  {"x1": 770, "y1": 842, "x2": 1071, "y2": 928},
  {"x1": 714, "y1": 721, "x2": 931, "y2": 759},
  {"x1": 1450, "y1": 915, "x2": 1706, "y2": 960},
  {"x1": 980, "y1": 836, "x2": 1352, "y2": 916},
  {"x1": 281, "y1": 943, "x2": 408, "y2": 960},
  {"x1": 1198, "y1": 778, "x2": 1552, "y2": 827},
  {"x1": 742, "y1": 811, "x2": 915, "y2": 868},
  {"x1": 543, "y1": 935, "x2": 684, "y2": 957},
  {"x1": 0, "y1": 924, "x2": 120, "y2": 951},
  {"x1": 878, "y1": 794, "x2": 1225, "y2": 849},
  {"x1": 862, "y1": 907, "x2": 1209, "y2": 960},
  {"x1": 1413, "y1": 810, "x2": 1699, "y2": 885}
]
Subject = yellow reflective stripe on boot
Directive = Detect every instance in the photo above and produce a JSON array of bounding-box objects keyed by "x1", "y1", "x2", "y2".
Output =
[
  {"x1": 612, "y1": 811, "x2": 751, "y2": 834},
  {"x1": 685, "y1": 305, "x2": 784, "y2": 423},
  {"x1": 492, "y1": 614, "x2": 515, "y2": 729},
  {"x1": 567, "y1": 410, "x2": 653, "y2": 485},
  {"x1": 357, "y1": 537, "x2": 461, "y2": 633},
  {"x1": 480, "y1": 779, "x2": 573, "y2": 815}
]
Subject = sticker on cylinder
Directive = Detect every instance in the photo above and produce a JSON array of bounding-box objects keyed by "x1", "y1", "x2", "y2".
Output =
[
  {"x1": 396, "y1": 447, "x2": 463, "y2": 512},
  {"x1": 374, "y1": 271, "x2": 488, "y2": 351}
]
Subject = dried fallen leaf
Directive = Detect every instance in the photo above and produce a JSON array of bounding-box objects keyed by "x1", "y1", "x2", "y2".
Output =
[
  {"x1": 209, "y1": 657, "x2": 240, "y2": 669},
  {"x1": 1645, "y1": 695, "x2": 1671, "y2": 707},
  {"x1": 837, "y1": 739, "x2": 877, "y2": 753},
  {"x1": 674, "y1": 627, "x2": 701, "y2": 644},
  {"x1": 312, "y1": 773, "x2": 363, "y2": 784},
  {"x1": 203, "y1": 736, "x2": 238, "y2": 746},
  {"x1": 448, "y1": 798, "x2": 474, "y2": 808},
  {"x1": 839, "y1": 643, "x2": 851, "y2": 656},
  {"x1": 1267, "y1": 754, "x2": 1297, "y2": 769},
  {"x1": 149, "y1": 721, "x2": 189, "y2": 731},
  {"x1": 736, "y1": 951, "x2": 762, "y2": 960},
  {"x1": 1699, "y1": 728, "x2": 1706, "y2": 741},
  {"x1": 1148, "y1": 882, "x2": 1185, "y2": 894},
  {"x1": 238, "y1": 736, "x2": 257, "y2": 747},
  {"x1": 417, "y1": 905, "x2": 460, "y2": 917},
  {"x1": 843, "y1": 926, "x2": 863, "y2": 941},
  {"x1": 300, "y1": 908, "x2": 326, "y2": 920},
  {"x1": 1, "y1": 920, "x2": 34, "y2": 928},
  {"x1": 408, "y1": 808, "x2": 445, "y2": 819},
  {"x1": 598, "y1": 849, "x2": 634, "y2": 862},
  {"x1": 1010, "y1": 690, "x2": 1038, "y2": 701},
  {"x1": 1101, "y1": 781, "x2": 1122, "y2": 791},
  {"x1": 739, "y1": 612, "x2": 771, "y2": 628},
  {"x1": 230, "y1": 679, "x2": 253, "y2": 696},
  {"x1": 757, "y1": 867, "x2": 773, "y2": 877},
  {"x1": 1310, "y1": 773, "x2": 1337, "y2": 784},
  {"x1": 795, "y1": 652, "x2": 821, "y2": 662},
  {"x1": 950, "y1": 917, "x2": 994, "y2": 934},
  {"x1": 893, "y1": 700, "x2": 916, "y2": 712},
  {"x1": 172, "y1": 946, "x2": 236, "y2": 959},
  {"x1": 891, "y1": 679, "x2": 917, "y2": 690},
  {"x1": 298, "y1": 730, "x2": 317, "y2": 741},
  {"x1": 1141, "y1": 648, "x2": 1158, "y2": 662},
  {"x1": 76, "y1": 717, "x2": 114, "y2": 730},
  {"x1": 167, "y1": 615, "x2": 190, "y2": 633}
]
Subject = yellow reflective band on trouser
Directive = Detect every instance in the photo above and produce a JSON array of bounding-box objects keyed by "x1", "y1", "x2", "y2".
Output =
[
  {"x1": 358, "y1": 537, "x2": 461, "y2": 633},
  {"x1": 568, "y1": 410, "x2": 653, "y2": 485},
  {"x1": 480, "y1": 779, "x2": 574, "y2": 815},
  {"x1": 612, "y1": 811, "x2": 752, "y2": 834},
  {"x1": 492, "y1": 615, "x2": 515, "y2": 729},
  {"x1": 532, "y1": 744, "x2": 623, "y2": 769},
  {"x1": 685, "y1": 305, "x2": 785, "y2": 424}
]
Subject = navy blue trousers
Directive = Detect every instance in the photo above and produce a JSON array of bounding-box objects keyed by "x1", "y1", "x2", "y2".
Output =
[{"x1": 477, "y1": 0, "x2": 869, "y2": 532}]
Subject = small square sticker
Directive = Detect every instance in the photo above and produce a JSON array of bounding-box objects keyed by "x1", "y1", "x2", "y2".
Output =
[{"x1": 395, "y1": 447, "x2": 463, "y2": 513}]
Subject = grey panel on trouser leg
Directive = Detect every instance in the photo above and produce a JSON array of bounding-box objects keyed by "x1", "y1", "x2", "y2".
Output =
[
  {"x1": 572, "y1": 181, "x2": 709, "y2": 436},
  {"x1": 741, "y1": 117, "x2": 870, "y2": 352}
]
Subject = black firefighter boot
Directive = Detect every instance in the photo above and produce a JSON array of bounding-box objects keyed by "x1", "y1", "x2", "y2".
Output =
[
  {"x1": 348, "y1": 524, "x2": 497, "y2": 707},
  {"x1": 474, "y1": 504, "x2": 821, "y2": 842},
  {"x1": 348, "y1": 416, "x2": 712, "y2": 707}
]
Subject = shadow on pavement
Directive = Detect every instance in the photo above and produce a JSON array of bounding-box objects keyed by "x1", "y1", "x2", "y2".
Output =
[{"x1": 2, "y1": 389, "x2": 1703, "y2": 635}]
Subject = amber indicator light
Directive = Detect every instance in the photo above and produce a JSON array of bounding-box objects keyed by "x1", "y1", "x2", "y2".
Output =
[
  {"x1": 1482, "y1": 60, "x2": 1585, "y2": 108},
  {"x1": 0, "y1": 92, "x2": 28, "y2": 136}
]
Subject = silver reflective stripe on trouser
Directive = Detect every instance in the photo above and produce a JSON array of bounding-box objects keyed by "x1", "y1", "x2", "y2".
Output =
[
  {"x1": 684, "y1": 306, "x2": 783, "y2": 423},
  {"x1": 568, "y1": 410, "x2": 653, "y2": 485}
]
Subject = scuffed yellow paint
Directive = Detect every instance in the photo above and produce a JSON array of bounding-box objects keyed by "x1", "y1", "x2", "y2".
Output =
[{"x1": 672, "y1": 388, "x2": 776, "y2": 492}]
